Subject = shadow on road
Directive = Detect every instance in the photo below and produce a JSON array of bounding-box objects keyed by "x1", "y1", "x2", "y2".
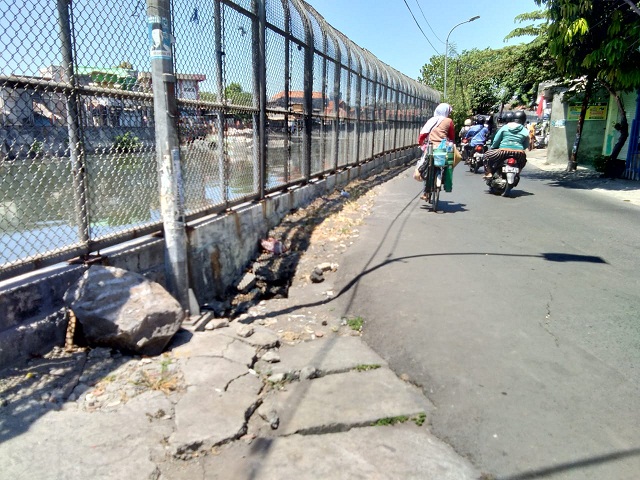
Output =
[
  {"x1": 499, "y1": 447, "x2": 640, "y2": 480},
  {"x1": 419, "y1": 201, "x2": 468, "y2": 213}
]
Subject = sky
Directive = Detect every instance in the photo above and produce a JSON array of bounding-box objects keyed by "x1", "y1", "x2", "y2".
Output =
[{"x1": 304, "y1": 0, "x2": 541, "y2": 80}]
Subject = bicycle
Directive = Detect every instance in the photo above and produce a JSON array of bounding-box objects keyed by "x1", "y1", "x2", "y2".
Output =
[{"x1": 421, "y1": 145, "x2": 445, "y2": 213}]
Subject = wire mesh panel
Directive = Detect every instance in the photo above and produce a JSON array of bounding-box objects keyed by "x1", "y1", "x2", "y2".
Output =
[
  {"x1": 0, "y1": 0, "x2": 438, "y2": 280},
  {"x1": 310, "y1": 52, "x2": 327, "y2": 176}
]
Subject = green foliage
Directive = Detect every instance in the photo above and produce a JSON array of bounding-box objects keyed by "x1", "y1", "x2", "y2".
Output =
[
  {"x1": 28, "y1": 140, "x2": 43, "y2": 156},
  {"x1": 113, "y1": 132, "x2": 141, "y2": 152},
  {"x1": 346, "y1": 317, "x2": 364, "y2": 331},
  {"x1": 373, "y1": 415, "x2": 409, "y2": 426},
  {"x1": 372, "y1": 413, "x2": 427, "y2": 427},
  {"x1": 535, "y1": 0, "x2": 640, "y2": 92},
  {"x1": 413, "y1": 412, "x2": 427, "y2": 427},
  {"x1": 354, "y1": 364, "x2": 381, "y2": 372},
  {"x1": 418, "y1": 7, "x2": 558, "y2": 125},
  {"x1": 593, "y1": 154, "x2": 607, "y2": 173},
  {"x1": 199, "y1": 91, "x2": 217, "y2": 103},
  {"x1": 225, "y1": 82, "x2": 253, "y2": 107}
]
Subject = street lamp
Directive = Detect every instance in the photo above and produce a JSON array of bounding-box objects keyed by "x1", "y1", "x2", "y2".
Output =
[{"x1": 444, "y1": 16, "x2": 480, "y2": 100}]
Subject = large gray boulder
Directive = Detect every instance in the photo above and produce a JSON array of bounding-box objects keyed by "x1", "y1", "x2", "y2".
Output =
[{"x1": 63, "y1": 266, "x2": 185, "y2": 355}]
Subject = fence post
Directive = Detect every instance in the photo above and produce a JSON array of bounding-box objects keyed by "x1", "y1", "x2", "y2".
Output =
[
  {"x1": 57, "y1": 0, "x2": 89, "y2": 248},
  {"x1": 302, "y1": 11, "x2": 314, "y2": 180},
  {"x1": 214, "y1": 0, "x2": 228, "y2": 205},
  {"x1": 146, "y1": 0, "x2": 190, "y2": 311},
  {"x1": 332, "y1": 53, "x2": 340, "y2": 171},
  {"x1": 252, "y1": 0, "x2": 266, "y2": 198}
]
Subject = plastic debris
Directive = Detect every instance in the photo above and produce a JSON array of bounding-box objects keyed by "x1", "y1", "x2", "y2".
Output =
[{"x1": 260, "y1": 237, "x2": 286, "y2": 255}]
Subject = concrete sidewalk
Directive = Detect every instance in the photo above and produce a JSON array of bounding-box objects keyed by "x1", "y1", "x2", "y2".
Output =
[
  {"x1": 526, "y1": 148, "x2": 640, "y2": 206},
  {"x1": 0, "y1": 314, "x2": 479, "y2": 479}
]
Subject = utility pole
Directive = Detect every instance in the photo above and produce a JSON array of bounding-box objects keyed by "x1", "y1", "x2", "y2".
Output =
[{"x1": 146, "y1": 0, "x2": 190, "y2": 311}]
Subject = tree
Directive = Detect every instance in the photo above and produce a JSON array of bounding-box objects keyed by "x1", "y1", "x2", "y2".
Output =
[
  {"x1": 199, "y1": 91, "x2": 217, "y2": 103},
  {"x1": 116, "y1": 61, "x2": 134, "y2": 70},
  {"x1": 535, "y1": 0, "x2": 640, "y2": 172},
  {"x1": 225, "y1": 82, "x2": 253, "y2": 107},
  {"x1": 418, "y1": 34, "x2": 557, "y2": 135}
]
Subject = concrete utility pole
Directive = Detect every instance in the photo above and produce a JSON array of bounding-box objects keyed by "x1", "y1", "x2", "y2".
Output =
[{"x1": 147, "y1": 0, "x2": 190, "y2": 311}]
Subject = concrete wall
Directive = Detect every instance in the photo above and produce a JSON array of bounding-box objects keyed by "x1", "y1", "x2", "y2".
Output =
[
  {"x1": 0, "y1": 148, "x2": 418, "y2": 367},
  {"x1": 547, "y1": 90, "x2": 607, "y2": 167}
]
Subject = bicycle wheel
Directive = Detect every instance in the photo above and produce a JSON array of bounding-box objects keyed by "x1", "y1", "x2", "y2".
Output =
[{"x1": 431, "y1": 167, "x2": 441, "y2": 212}]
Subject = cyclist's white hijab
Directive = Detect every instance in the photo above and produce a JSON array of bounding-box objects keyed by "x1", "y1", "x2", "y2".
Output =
[{"x1": 420, "y1": 103, "x2": 452, "y2": 136}]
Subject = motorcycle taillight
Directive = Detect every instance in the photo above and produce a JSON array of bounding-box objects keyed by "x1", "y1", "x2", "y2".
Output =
[
  {"x1": 475, "y1": 146, "x2": 483, "y2": 152},
  {"x1": 507, "y1": 157, "x2": 518, "y2": 166}
]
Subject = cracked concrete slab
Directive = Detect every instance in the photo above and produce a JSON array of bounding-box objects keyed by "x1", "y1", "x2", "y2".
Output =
[
  {"x1": 181, "y1": 356, "x2": 249, "y2": 388},
  {"x1": 200, "y1": 423, "x2": 479, "y2": 480},
  {"x1": 169, "y1": 375, "x2": 263, "y2": 455},
  {"x1": 1, "y1": 409, "x2": 170, "y2": 480},
  {"x1": 222, "y1": 326, "x2": 280, "y2": 350},
  {"x1": 260, "y1": 336, "x2": 388, "y2": 377},
  {"x1": 263, "y1": 368, "x2": 432, "y2": 436},
  {"x1": 170, "y1": 330, "x2": 256, "y2": 366}
]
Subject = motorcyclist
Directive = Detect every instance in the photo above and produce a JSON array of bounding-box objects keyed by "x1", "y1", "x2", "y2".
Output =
[
  {"x1": 458, "y1": 118, "x2": 472, "y2": 143},
  {"x1": 464, "y1": 116, "x2": 485, "y2": 141},
  {"x1": 463, "y1": 117, "x2": 484, "y2": 163},
  {"x1": 483, "y1": 110, "x2": 529, "y2": 179},
  {"x1": 468, "y1": 120, "x2": 490, "y2": 148}
]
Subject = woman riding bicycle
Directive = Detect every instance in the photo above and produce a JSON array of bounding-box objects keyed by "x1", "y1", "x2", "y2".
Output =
[{"x1": 417, "y1": 103, "x2": 455, "y2": 200}]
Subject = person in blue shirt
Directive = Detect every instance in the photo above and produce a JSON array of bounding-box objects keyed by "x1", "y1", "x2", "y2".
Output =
[
  {"x1": 469, "y1": 122, "x2": 490, "y2": 147},
  {"x1": 464, "y1": 117, "x2": 484, "y2": 142}
]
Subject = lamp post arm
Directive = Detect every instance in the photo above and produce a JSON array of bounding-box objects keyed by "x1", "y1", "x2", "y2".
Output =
[{"x1": 443, "y1": 16, "x2": 479, "y2": 100}]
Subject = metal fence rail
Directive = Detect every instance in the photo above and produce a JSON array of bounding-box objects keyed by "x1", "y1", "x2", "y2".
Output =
[{"x1": 0, "y1": 0, "x2": 438, "y2": 281}]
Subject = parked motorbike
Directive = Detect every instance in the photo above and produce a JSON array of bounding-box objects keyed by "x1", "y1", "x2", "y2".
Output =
[
  {"x1": 533, "y1": 124, "x2": 548, "y2": 149},
  {"x1": 485, "y1": 156, "x2": 520, "y2": 197},
  {"x1": 469, "y1": 144, "x2": 486, "y2": 174},
  {"x1": 533, "y1": 133, "x2": 548, "y2": 149}
]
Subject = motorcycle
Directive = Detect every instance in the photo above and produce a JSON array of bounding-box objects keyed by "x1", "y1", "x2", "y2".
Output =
[
  {"x1": 533, "y1": 133, "x2": 548, "y2": 149},
  {"x1": 485, "y1": 156, "x2": 520, "y2": 197},
  {"x1": 469, "y1": 144, "x2": 486, "y2": 174},
  {"x1": 460, "y1": 138, "x2": 473, "y2": 164}
]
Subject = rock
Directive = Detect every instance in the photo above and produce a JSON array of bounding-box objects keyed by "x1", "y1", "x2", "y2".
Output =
[
  {"x1": 310, "y1": 269, "x2": 324, "y2": 283},
  {"x1": 316, "y1": 262, "x2": 334, "y2": 272},
  {"x1": 268, "y1": 373, "x2": 286, "y2": 383},
  {"x1": 88, "y1": 347, "x2": 112, "y2": 359},
  {"x1": 204, "y1": 318, "x2": 230, "y2": 330},
  {"x1": 258, "y1": 407, "x2": 280, "y2": 429},
  {"x1": 261, "y1": 351, "x2": 280, "y2": 363},
  {"x1": 236, "y1": 324, "x2": 254, "y2": 338},
  {"x1": 237, "y1": 272, "x2": 257, "y2": 292},
  {"x1": 63, "y1": 266, "x2": 185, "y2": 356},
  {"x1": 300, "y1": 366, "x2": 318, "y2": 380}
]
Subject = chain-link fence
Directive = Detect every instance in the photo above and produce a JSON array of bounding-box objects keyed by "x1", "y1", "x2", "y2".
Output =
[{"x1": 0, "y1": 0, "x2": 438, "y2": 281}]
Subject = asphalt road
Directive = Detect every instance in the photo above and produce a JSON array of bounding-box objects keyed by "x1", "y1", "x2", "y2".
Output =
[{"x1": 331, "y1": 159, "x2": 640, "y2": 479}]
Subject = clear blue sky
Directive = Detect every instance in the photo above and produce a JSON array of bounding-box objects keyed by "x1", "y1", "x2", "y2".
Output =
[{"x1": 305, "y1": 0, "x2": 541, "y2": 80}]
